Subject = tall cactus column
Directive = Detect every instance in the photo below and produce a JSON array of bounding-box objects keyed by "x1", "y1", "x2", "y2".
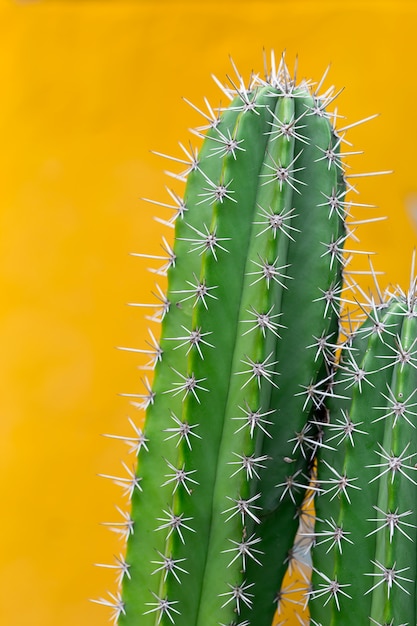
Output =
[
  {"x1": 95, "y1": 54, "x2": 369, "y2": 626},
  {"x1": 310, "y1": 276, "x2": 417, "y2": 626}
]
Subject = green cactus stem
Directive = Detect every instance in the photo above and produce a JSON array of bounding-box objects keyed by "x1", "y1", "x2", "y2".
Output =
[
  {"x1": 310, "y1": 268, "x2": 417, "y2": 626},
  {"x1": 93, "y1": 52, "x2": 378, "y2": 626}
]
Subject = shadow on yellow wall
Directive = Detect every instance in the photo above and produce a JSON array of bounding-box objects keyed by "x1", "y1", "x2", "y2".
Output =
[{"x1": 1, "y1": 1, "x2": 416, "y2": 625}]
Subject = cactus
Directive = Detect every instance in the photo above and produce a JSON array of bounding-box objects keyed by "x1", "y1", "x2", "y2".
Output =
[
  {"x1": 93, "y1": 52, "x2": 381, "y2": 626},
  {"x1": 309, "y1": 265, "x2": 417, "y2": 625}
]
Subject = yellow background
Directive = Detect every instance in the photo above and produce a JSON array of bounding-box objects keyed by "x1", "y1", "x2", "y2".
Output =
[{"x1": 1, "y1": 1, "x2": 417, "y2": 625}]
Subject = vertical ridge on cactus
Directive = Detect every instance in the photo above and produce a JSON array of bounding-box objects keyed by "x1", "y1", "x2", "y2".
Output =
[{"x1": 94, "y1": 51, "x2": 384, "y2": 626}]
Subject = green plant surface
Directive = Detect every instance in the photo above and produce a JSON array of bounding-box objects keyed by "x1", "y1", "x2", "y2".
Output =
[
  {"x1": 99, "y1": 53, "x2": 372, "y2": 626},
  {"x1": 310, "y1": 276, "x2": 417, "y2": 626}
]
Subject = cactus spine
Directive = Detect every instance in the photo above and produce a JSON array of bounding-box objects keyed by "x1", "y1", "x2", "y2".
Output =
[
  {"x1": 94, "y1": 52, "x2": 378, "y2": 626},
  {"x1": 310, "y1": 271, "x2": 417, "y2": 625}
]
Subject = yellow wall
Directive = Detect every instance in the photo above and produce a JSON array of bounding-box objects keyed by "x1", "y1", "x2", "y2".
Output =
[{"x1": 1, "y1": 1, "x2": 417, "y2": 625}]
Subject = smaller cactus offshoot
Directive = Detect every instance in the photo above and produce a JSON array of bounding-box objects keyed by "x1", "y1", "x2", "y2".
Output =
[{"x1": 310, "y1": 261, "x2": 417, "y2": 626}]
